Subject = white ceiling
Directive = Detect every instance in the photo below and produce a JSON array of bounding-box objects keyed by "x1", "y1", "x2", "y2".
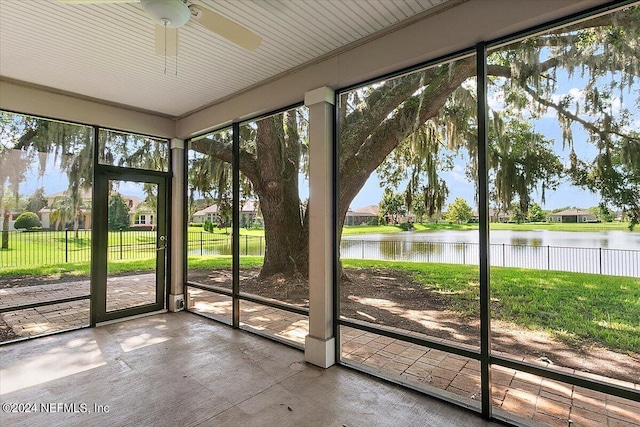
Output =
[{"x1": 0, "y1": 0, "x2": 448, "y2": 118}]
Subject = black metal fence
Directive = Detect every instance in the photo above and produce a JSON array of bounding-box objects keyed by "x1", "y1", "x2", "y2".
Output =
[
  {"x1": 2, "y1": 230, "x2": 639, "y2": 277},
  {"x1": 339, "y1": 239, "x2": 640, "y2": 277},
  {"x1": 0, "y1": 229, "x2": 157, "y2": 268}
]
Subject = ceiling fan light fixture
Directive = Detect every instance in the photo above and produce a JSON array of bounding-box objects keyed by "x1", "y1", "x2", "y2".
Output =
[{"x1": 140, "y1": 0, "x2": 190, "y2": 28}]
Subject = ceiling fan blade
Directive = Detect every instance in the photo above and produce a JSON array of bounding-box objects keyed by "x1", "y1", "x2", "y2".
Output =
[
  {"x1": 189, "y1": 5, "x2": 261, "y2": 51},
  {"x1": 155, "y1": 25, "x2": 178, "y2": 57},
  {"x1": 58, "y1": 0, "x2": 138, "y2": 3}
]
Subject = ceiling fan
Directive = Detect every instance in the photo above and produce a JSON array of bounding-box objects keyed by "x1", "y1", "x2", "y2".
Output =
[{"x1": 58, "y1": 0, "x2": 262, "y2": 57}]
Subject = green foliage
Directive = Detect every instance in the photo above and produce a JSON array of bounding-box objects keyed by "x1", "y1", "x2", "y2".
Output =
[
  {"x1": 13, "y1": 211, "x2": 41, "y2": 230},
  {"x1": 204, "y1": 220, "x2": 213, "y2": 232},
  {"x1": 489, "y1": 118, "x2": 563, "y2": 215},
  {"x1": 379, "y1": 189, "x2": 406, "y2": 224},
  {"x1": 108, "y1": 194, "x2": 130, "y2": 231},
  {"x1": 527, "y1": 202, "x2": 546, "y2": 222},
  {"x1": 509, "y1": 202, "x2": 526, "y2": 224},
  {"x1": 399, "y1": 222, "x2": 414, "y2": 231},
  {"x1": 445, "y1": 198, "x2": 473, "y2": 223},
  {"x1": 590, "y1": 203, "x2": 614, "y2": 222},
  {"x1": 25, "y1": 188, "x2": 47, "y2": 214}
]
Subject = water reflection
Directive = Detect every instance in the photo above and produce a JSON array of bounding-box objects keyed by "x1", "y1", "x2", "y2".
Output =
[
  {"x1": 340, "y1": 230, "x2": 640, "y2": 277},
  {"x1": 511, "y1": 237, "x2": 542, "y2": 247},
  {"x1": 344, "y1": 230, "x2": 640, "y2": 250}
]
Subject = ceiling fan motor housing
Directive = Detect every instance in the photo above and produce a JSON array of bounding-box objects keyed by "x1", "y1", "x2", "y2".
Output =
[{"x1": 141, "y1": 0, "x2": 190, "y2": 28}]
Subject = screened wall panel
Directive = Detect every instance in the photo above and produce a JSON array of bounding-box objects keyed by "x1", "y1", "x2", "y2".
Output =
[
  {"x1": 0, "y1": 112, "x2": 94, "y2": 341},
  {"x1": 186, "y1": 128, "x2": 234, "y2": 292},
  {"x1": 337, "y1": 54, "x2": 481, "y2": 350},
  {"x1": 98, "y1": 129, "x2": 168, "y2": 171},
  {"x1": 486, "y1": 4, "x2": 640, "y2": 393}
]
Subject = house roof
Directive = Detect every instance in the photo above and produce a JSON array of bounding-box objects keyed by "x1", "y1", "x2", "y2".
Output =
[
  {"x1": 46, "y1": 189, "x2": 93, "y2": 200},
  {"x1": 347, "y1": 205, "x2": 380, "y2": 217},
  {"x1": 193, "y1": 200, "x2": 259, "y2": 216},
  {"x1": 551, "y1": 208, "x2": 593, "y2": 216}
]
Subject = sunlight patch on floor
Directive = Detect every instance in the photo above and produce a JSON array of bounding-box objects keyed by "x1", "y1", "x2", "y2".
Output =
[
  {"x1": 120, "y1": 333, "x2": 172, "y2": 352},
  {"x1": 0, "y1": 339, "x2": 106, "y2": 395}
]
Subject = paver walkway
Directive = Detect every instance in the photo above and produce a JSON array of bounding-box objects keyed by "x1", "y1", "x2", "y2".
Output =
[
  {"x1": 1, "y1": 279, "x2": 638, "y2": 426},
  {"x1": 0, "y1": 275, "x2": 155, "y2": 336}
]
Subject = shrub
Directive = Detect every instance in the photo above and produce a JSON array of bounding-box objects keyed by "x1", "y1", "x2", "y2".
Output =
[
  {"x1": 13, "y1": 212, "x2": 41, "y2": 230},
  {"x1": 399, "y1": 222, "x2": 414, "y2": 231},
  {"x1": 190, "y1": 222, "x2": 204, "y2": 228},
  {"x1": 129, "y1": 224, "x2": 154, "y2": 231}
]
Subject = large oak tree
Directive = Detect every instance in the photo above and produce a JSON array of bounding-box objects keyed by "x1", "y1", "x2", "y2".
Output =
[
  {"x1": 191, "y1": 5, "x2": 639, "y2": 278},
  {"x1": 3, "y1": 5, "x2": 638, "y2": 278}
]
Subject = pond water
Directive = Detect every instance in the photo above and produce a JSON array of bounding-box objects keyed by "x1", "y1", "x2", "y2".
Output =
[
  {"x1": 343, "y1": 229, "x2": 640, "y2": 250},
  {"x1": 341, "y1": 230, "x2": 640, "y2": 277}
]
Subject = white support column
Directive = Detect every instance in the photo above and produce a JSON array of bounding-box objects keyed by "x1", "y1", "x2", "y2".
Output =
[
  {"x1": 169, "y1": 138, "x2": 185, "y2": 312},
  {"x1": 304, "y1": 86, "x2": 335, "y2": 368}
]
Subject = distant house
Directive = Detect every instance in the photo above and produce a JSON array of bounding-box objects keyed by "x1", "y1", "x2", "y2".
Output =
[
  {"x1": 547, "y1": 208, "x2": 596, "y2": 223},
  {"x1": 39, "y1": 190, "x2": 153, "y2": 229},
  {"x1": 192, "y1": 200, "x2": 261, "y2": 226},
  {"x1": 489, "y1": 208, "x2": 510, "y2": 223},
  {"x1": 345, "y1": 204, "x2": 416, "y2": 225},
  {"x1": 471, "y1": 208, "x2": 510, "y2": 223},
  {"x1": 128, "y1": 195, "x2": 155, "y2": 228},
  {"x1": 345, "y1": 205, "x2": 380, "y2": 226},
  {"x1": 40, "y1": 189, "x2": 92, "y2": 230}
]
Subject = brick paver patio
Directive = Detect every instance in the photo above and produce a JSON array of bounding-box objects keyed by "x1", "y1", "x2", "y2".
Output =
[
  {"x1": 1, "y1": 279, "x2": 638, "y2": 426},
  {"x1": 0, "y1": 274, "x2": 155, "y2": 336}
]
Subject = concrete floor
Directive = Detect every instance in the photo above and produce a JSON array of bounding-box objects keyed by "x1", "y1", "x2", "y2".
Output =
[{"x1": 0, "y1": 312, "x2": 499, "y2": 427}]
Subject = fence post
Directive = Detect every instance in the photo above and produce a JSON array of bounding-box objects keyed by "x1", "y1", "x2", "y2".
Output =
[
  {"x1": 599, "y1": 247, "x2": 602, "y2": 274},
  {"x1": 361, "y1": 239, "x2": 365, "y2": 259},
  {"x1": 463, "y1": 242, "x2": 466, "y2": 265},
  {"x1": 502, "y1": 244, "x2": 505, "y2": 267},
  {"x1": 65, "y1": 229, "x2": 69, "y2": 263},
  {"x1": 547, "y1": 246, "x2": 550, "y2": 270},
  {"x1": 200, "y1": 232, "x2": 203, "y2": 255},
  {"x1": 245, "y1": 234, "x2": 248, "y2": 255},
  {"x1": 119, "y1": 228, "x2": 123, "y2": 260}
]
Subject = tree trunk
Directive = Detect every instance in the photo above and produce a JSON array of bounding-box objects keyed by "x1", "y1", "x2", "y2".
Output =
[
  {"x1": 258, "y1": 193, "x2": 309, "y2": 277},
  {"x1": 251, "y1": 113, "x2": 309, "y2": 278},
  {"x1": 2, "y1": 210, "x2": 9, "y2": 249}
]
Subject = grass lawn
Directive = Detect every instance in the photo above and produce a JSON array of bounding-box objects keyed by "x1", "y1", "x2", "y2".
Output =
[
  {"x1": 3, "y1": 254, "x2": 636, "y2": 354},
  {"x1": 488, "y1": 221, "x2": 636, "y2": 232},
  {"x1": 158, "y1": 222, "x2": 639, "y2": 235},
  {"x1": 343, "y1": 259, "x2": 639, "y2": 353},
  {"x1": 0, "y1": 229, "x2": 158, "y2": 268},
  {"x1": 187, "y1": 226, "x2": 264, "y2": 236},
  {"x1": 0, "y1": 258, "x2": 159, "y2": 282}
]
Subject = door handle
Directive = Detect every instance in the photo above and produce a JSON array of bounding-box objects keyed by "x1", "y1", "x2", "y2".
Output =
[{"x1": 157, "y1": 235, "x2": 166, "y2": 251}]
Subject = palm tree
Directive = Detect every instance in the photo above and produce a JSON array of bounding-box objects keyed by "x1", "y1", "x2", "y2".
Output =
[{"x1": 50, "y1": 195, "x2": 74, "y2": 231}]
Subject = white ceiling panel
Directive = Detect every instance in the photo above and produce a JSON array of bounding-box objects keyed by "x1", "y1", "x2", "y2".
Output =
[{"x1": 0, "y1": 0, "x2": 448, "y2": 117}]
